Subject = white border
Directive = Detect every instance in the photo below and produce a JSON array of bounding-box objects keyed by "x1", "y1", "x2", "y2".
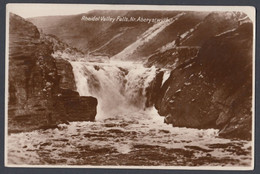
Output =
[{"x1": 5, "y1": 4, "x2": 256, "y2": 170}]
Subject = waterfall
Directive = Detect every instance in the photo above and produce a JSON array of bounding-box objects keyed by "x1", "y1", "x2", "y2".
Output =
[{"x1": 70, "y1": 60, "x2": 158, "y2": 121}]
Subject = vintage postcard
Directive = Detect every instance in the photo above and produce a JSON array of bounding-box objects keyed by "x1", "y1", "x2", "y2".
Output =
[{"x1": 5, "y1": 4, "x2": 255, "y2": 170}]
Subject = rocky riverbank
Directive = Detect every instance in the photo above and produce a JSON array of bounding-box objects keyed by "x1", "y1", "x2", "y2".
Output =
[
  {"x1": 8, "y1": 13, "x2": 98, "y2": 134},
  {"x1": 146, "y1": 22, "x2": 253, "y2": 140}
]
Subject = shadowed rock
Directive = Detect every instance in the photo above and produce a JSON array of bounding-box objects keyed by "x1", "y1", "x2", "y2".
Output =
[
  {"x1": 151, "y1": 22, "x2": 253, "y2": 140},
  {"x1": 8, "y1": 13, "x2": 98, "y2": 134}
]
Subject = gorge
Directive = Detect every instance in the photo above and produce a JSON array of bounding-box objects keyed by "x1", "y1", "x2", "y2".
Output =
[{"x1": 7, "y1": 10, "x2": 253, "y2": 166}]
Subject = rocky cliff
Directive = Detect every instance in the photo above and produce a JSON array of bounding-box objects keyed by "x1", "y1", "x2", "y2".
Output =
[
  {"x1": 149, "y1": 22, "x2": 253, "y2": 140},
  {"x1": 8, "y1": 13, "x2": 97, "y2": 133}
]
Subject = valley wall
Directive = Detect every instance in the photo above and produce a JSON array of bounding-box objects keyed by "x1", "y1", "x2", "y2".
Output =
[
  {"x1": 147, "y1": 23, "x2": 253, "y2": 140},
  {"x1": 8, "y1": 13, "x2": 97, "y2": 133}
]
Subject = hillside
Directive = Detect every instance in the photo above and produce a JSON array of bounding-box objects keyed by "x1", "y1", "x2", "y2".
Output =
[{"x1": 29, "y1": 10, "x2": 247, "y2": 61}]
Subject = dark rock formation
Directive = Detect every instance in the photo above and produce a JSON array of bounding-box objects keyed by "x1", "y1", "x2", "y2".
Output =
[
  {"x1": 145, "y1": 70, "x2": 164, "y2": 107},
  {"x1": 152, "y1": 22, "x2": 253, "y2": 140},
  {"x1": 8, "y1": 13, "x2": 97, "y2": 134},
  {"x1": 54, "y1": 89, "x2": 97, "y2": 122},
  {"x1": 198, "y1": 22, "x2": 253, "y2": 140},
  {"x1": 55, "y1": 59, "x2": 77, "y2": 91}
]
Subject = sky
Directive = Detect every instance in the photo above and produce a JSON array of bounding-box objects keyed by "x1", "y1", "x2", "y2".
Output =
[{"x1": 6, "y1": 4, "x2": 255, "y2": 20}]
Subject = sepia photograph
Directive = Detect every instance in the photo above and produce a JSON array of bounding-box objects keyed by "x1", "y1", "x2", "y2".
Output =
[{"x1": 5, "y1": 4, "x2": 255, "y2": 169}]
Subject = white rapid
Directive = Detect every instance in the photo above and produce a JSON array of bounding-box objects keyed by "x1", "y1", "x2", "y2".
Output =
[{"x1": 70, "y1": 60, "x2": 159, "y2": 121}]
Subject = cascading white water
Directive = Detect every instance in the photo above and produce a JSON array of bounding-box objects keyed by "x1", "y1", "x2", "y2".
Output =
[{"x1": 70, "y1": 60, "x2": 158, "y2": 121}]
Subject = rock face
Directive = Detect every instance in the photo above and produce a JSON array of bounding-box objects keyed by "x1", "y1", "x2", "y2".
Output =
[
  {"x1": 55, "y1": 59, "x2": 77, "y2": 90},
  {"x1": 145, "y1": 71, "x2": 164, "y2": 108},
  {"x1": 8, "y1": 13, "x2": 97, "y2": 133},
  {"x1": 152, "y1": 22, "x2": 253, "y2": 140}
]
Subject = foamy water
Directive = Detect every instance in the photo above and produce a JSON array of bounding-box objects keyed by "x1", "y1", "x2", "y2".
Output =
[
  {"x1": 7, "y1": 108, "x2": 251, "y2": 166},
  {"x1": 70, "y1": 60, "x2": 157, "y2": 120}
]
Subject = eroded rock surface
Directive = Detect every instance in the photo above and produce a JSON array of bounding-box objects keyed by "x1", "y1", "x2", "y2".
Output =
[
  {"x1": 8, "y1": 13, "x2": 97, "y2": 133},
  {"x1": 150, "y1": 23, "x2": 253, "y2": 140}
]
